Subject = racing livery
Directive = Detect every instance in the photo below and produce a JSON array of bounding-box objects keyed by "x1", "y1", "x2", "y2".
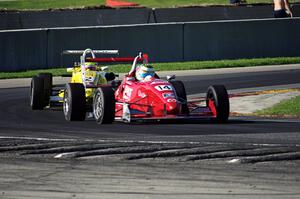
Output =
[
  {"x1": 91, "y1": 53, "x2": 230, "y2": 124},
  {"x1": 30, "y1": 49, "x2": 230, "y2": 124}
]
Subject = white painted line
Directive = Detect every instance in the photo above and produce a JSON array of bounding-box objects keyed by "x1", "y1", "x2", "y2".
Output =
[
  {"x1": 96, "y1": 139, "x2": 300, "y2": 147},
  {"x1": 1, "y1": 136, "x2": 299, "y2": 148},
  {"x1": 228, "y1": 159, "x2": 241, "y2": 163},
  {"x1": 0, "y1": 136, "x2": 75, "y2": 141},
  {"x1": 54, "y1": 152, "x2": 74, "y2": 159}
]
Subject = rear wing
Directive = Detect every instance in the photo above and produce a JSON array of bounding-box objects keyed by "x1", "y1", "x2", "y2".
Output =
[
  {"x1": 61, "y1": 48, "x2": 119, "y2": 67},
  {"x1": 62, "y1": 48, "x2": 149, "y2": 87},
  {"x1": 86, "y1": 54, "x2": 148, "y2": 63},
  {"x1": 85, "y1": 51, "x2": 149, "y2": 76},
  {"x1": 62, "y1": 50, "x2": 119, "y2": 55},
  {"x1": 61, "y1": 48, "x2": 148, "y2": 66}
]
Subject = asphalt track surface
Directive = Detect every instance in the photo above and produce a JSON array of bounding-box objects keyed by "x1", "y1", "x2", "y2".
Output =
[
  {"x1": 1, "y1": 67, "x2": 300, "y2": 199},
  {"x1": 0, "y1": 68, "x2": 300, "y2": 145}
]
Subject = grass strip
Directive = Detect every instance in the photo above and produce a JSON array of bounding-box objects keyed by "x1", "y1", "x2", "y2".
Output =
[
  {"x1": 255, "y1": 95, "x2": 300, "y2": 117},
  {"x1": 1, "y1": 56, "x2": 300, "y2": 79},
  {"x1": 0, "y1": 0, "x2": 299, "y2": 10}
]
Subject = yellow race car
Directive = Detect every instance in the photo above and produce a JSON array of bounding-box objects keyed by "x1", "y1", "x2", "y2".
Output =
[{"x1": 30, "y1": 48, "x2": 119, "y2": 121}]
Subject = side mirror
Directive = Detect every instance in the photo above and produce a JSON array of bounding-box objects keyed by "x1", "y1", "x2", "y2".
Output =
[
  {"x1": 126, "y1": 77, "x2": 135, "y2": 81},
  {"x1": 101, "y1": 66, "x2": 108, "y2": 71},
  {"x1": 167, "y1": 75, "x2": 176, "y2": 81},
  {"x1": 67, "y1": 67, "x2": 74, "y2": 72}
]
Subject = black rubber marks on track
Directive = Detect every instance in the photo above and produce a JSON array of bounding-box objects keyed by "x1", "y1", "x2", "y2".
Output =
[{"x1": 1, "y1": 138, "x2": 300, "y2": 164}]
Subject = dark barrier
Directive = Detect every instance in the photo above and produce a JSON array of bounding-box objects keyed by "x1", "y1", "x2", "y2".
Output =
[
  {"x1": 1, "y1": 4, "x2": 299, "y2": 30},
  {"x1": 0, "y1": 8, "x2": 151, "y2": 30},
  {"x1": 0, "y1": 18, "x2": 300, "y2": 72},
  {"x1": 0, "y1": 29, "x2": 47, "y2": 71},
  {"x1": 152, "y1": 4, "x2": 300, "y2": 23},
  {"x1": 152, "y1": 6, "x2": 272, "y2": 23},
  {"x1": 184, "y1": 18, "x2": 300, "y2": 61},
  {"x1": 47, "y1": 24, "x2": 183, "y2": 68}
]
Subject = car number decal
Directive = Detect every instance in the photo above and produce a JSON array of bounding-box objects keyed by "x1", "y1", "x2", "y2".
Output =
[{"x1": 155, "y1": 85, "x2": 173, "y2": 91}]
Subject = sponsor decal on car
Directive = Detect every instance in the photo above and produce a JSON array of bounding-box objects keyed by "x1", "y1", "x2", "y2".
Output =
[
  {"x1": 167, "y1": 99, "x2": 177, "y2": 102},
  {"x1": 162, "y1": 93, "x2": 175, "y2": 98},
  {"x1": 123, "y1": 86, "x2": 133, "y2": 100}
]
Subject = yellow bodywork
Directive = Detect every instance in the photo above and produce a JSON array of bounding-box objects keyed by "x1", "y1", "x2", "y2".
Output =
[{"x1": 58, "y1": 66, "x2": 108, "y2": 100}]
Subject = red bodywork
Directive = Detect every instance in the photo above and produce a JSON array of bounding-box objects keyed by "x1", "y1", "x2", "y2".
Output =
[
  {"x1": 115, "y1": 77, "x2": 179, "y2": 118},
  {"x1": 114, "y1": 76, "x2": 216, "y2": 121},
  {"x1": 88, "y1": 54, "x2": 216, "y2": 122}
]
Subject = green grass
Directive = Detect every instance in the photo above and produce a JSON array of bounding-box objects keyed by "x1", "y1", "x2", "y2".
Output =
[
  {"x1": 0, "y1": 0, "x2": 299, "y2": 10},
  {"x1": 0, "y1": 0, "x2": 105, "y2": 10},
  {"x1": 1, "y1": 56, "x2": 300, "y2": 79},
  {"x1": 255, "y1": 95, "x2": 300, "y2": 117}
]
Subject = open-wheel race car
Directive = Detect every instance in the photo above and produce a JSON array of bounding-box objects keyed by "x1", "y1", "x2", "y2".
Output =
[
  {"x1": 30, "y1": 49, "x2": 230, "y2": 124},
  {"x1": 90, "y1": 52, "x2": 230, "y2": 124},
  {"x1": 30, "y1": 48, "x2": 120, "y2": 121}
]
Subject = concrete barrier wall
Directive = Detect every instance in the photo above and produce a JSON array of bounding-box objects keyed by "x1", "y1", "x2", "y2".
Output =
[
  {"x1": 1, "y1": 4, "x2": 300, "y2": 30},
  {"x1": 152, "y1": 4, "x2": 300, "y2": 23},
  {"x1": 0, "y1": 29, "x2": 47, "y2": 71},
  {"x1": 47, "y1": 24, "x2": 183, "y2": 67},
  {"x1": 184, "y1": 18, "x2": 300, "y2": 61},
  {"x1": 0, "y1": 9, "x2": 151, "y2": 30},
  {"x1": 0, "y1": 18, "x2": 299, "y2": 72}
]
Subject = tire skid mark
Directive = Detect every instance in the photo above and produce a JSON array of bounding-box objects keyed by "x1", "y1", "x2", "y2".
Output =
[
  {"x1": 125, "y1": 145, "x2": 255, "y2": 160},
  {"x1": 1, "y1": 137, "x2": 300, "y2": 163},
  {"x1": 23, "y1": 142, "x2": 155, "y2": 155},
  {"x1": 0, "y1": 141, "x2": 70, "y2": 152},
  {"x1": 54, "y1": 144, "x2": 194, "y2": 159},
  {"x1": 230, "y1": 152, "x2": 300, "y2": 164},
  {"x1": 0, "y1": 139, "x2": 53, "y2": 147},
  {"x1": 185, "y1": 147, "x2": 300, "y2": 161}
]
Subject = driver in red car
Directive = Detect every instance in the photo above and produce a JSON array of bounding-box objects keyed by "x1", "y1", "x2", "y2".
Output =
[{"x1": 135, "y1": 64, "x2": 155, "y2": 81}]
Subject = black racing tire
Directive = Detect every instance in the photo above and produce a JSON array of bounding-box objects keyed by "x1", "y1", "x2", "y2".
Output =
[
  {"x1": 63, "y1": 83, "x2": 86, "y2": 121},
  {"x1": 170, "y1": 80, "x2": 189, "y2": 114},
  {"x1": 206, "y1": 85, "x2": 230, "y2": 123},
  {"x1": 93, "y1": 86, "x2": 115, "y2": 124},
  {"x1": 37, "y1": 73, "x2": 52, "y2": 106},
  {"x1": 30, "y1": 76, "x2": 45, "y2": 110}
]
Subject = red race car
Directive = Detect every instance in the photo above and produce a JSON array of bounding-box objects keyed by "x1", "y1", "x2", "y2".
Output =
[{"x1": 88, "y1": 53, "x2": 230, "y2": 124}]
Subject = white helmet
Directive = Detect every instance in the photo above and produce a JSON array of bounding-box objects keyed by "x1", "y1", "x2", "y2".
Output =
[{"x1": 136, "y1": 64, "x2": 155, "y2": 81}]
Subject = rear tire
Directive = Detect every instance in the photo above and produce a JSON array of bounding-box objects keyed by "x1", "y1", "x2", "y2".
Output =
[
  {"x1": 170, "y1": 80, "x2": 189, "y2": 114},
  {"x1": 93, "y1": 86, "x2": 115, "y2": 124},
  {"x1": 63, "y1": 83, "x2": 86, "y2": 121},
  {"x1": 206, "y1": 85, "x2": 230, "y2": 123},
  {"x1": 37, "y1": 73, "x2": 52, "y2": 106},
  {"x1": 30, "y1": 76, "x2": 45, "y2": 110}
]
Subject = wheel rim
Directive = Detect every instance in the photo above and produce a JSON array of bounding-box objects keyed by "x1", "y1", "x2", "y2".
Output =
[
  {"x1": 30, "y1": 82, "x2": 34, "y2": 106},
  {"x1": 63, "y1": 90, "x2": 69, "y2": 116},
  {"x1": 94, "y1": 91, "x2": 103, "y2": 120}
]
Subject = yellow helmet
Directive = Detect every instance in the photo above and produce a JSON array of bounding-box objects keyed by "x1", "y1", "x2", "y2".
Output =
[{"x1": 84, "y1": 62, "x2": 97, "y2": 70}]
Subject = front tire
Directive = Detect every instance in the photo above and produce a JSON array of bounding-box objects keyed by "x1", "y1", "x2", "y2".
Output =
[
  {"x1": 37, "y1": 73, "x2": 52, "y2": 106},
  {"x1": 170, "y1": 80, "x2": 189, "y2": 114},
  {"x1": 63, "y1": 83, "x2": 86, "y2": 121},
  {"x1": 30, "y1": 76, "x2": 45, "y2": 110},
  {"x1": 93, "y1": 86, "x2": 115, "y2": 124},
  {"x1": 206, "y1": 85, "x2": 230, "y2": 123}
]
